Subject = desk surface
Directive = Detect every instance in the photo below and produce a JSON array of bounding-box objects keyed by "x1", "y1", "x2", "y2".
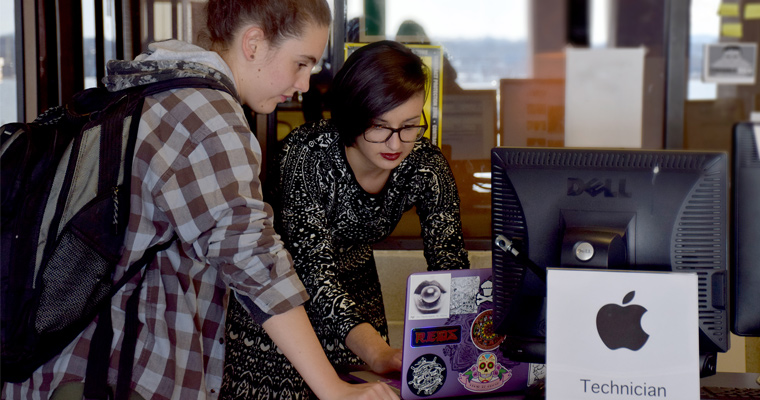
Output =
[
  {"x1": 351, "y1": 372, "x2": 760, "y2": 399},
  {"x1": 460, "y1": 372, "x2": 760, "y2": 400},
  {"x1": 701, "y1": 371, "x2": 760, "y2": 389}
]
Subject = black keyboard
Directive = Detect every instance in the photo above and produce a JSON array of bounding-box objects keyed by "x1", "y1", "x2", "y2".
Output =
[{"x1": 701, "y1": 386, "x2": 760, "y2": 399}]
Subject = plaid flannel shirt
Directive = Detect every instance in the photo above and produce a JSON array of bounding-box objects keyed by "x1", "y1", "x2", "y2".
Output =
[{"x1": 3, "y1": 81, "x2": 308, "y2": 399}]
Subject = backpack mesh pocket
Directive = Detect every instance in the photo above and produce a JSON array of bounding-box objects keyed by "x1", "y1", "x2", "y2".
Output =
[{"x1": 35, "y1": 230, "x2": 114, "y2": 333}]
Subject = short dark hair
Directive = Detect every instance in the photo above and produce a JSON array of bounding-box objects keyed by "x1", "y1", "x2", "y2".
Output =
[
  {"x1": 329, "y1": 40, "x2": 429, "y2": 146},
  {"x1": 205, "y1": 0, "x2": 331, "y2": 51}
]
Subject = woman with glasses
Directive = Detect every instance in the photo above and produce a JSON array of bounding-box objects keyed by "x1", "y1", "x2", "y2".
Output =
[{"x1": 221, "y1": 40, "x2": 469, "y2": 399}]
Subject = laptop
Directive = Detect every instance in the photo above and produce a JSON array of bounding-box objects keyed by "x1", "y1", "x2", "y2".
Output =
[{"x1": 350, "y1": 268, "x2": 532, "y2": 398}]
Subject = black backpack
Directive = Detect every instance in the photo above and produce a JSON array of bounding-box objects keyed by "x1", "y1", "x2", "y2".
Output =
[{"x1": 0, "y1": 76, "x2": 235, "y2": 398}]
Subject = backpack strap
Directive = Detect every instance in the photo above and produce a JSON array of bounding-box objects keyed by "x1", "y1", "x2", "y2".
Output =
[{"x1": 83, "y1": 237, "x2": 175, "y2": 400}]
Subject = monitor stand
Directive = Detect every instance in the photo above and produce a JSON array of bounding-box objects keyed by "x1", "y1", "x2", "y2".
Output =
[{"x1": 701, "y1": 352, "x2": 718, "y2": 378}]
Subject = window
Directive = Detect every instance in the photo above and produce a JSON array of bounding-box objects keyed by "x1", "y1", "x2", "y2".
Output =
[
  {"x1": 316, "y1": 0, "x2": 678, "y2": 248},
  {"x1": 0, "y1": 0, "x2": 18, "y2": 124},
  {"x1": 689, "y1": 0, "x2": 720, "y2": 100},
  {"x1": 13, "y1": 0, "x2": 756, "y2": 249},
  {"x1": 144, "y1": 0, "x2": 212, "y2": 45},
  {"x1": 343, "y1": 0, "x2": 531, "y2": 247},
  {"x1": 684, "y1": 0, "x2": 758, "y2": 157},
  {"x1": 82, "y1": 0, "x2": 118, "y2": 89}
]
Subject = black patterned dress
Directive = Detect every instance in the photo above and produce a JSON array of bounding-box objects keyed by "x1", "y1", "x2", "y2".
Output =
[{"x1": 221, "y1": 120, "x2": 470, "y2": 399}]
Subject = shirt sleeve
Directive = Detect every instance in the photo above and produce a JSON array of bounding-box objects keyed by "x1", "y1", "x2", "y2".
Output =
[
  {"x1": 141, "y1": 87, "x2": 308, "y2": 319},
  {"x1": 274, "y1": 133, "x2": 367, "y2": 342},
  {"x1": 412, "y1": 143, "x2": 471, "y2": 271}
]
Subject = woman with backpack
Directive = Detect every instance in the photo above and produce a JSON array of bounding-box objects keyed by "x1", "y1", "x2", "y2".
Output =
[{"x1": 3, "y1": 1, "x2": 397, "y2": 399}]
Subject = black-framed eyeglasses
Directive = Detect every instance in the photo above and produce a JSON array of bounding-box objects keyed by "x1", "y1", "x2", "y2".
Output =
[{"x1": 363, "y1": 112, "x2": 428, "y2": 143}]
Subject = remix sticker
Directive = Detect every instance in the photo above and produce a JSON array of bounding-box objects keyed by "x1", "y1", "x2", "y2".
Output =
[
  {"x1": 470, "y1": 309, "x2": 505, "y2": 351},
  {"x1": 457, "y1": 352, "x2": 513, "y2": 392},
  {"x1": 407, "y1": 354, "x2": 447, "y2": 397},
  {"x1": 411, "y1": 325, "x2": 462, "y2": 347}
]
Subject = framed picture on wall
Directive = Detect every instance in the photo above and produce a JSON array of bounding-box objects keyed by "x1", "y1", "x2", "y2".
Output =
[{"x1": 703, "y1": 43, "x2": 758, "y2": 85}]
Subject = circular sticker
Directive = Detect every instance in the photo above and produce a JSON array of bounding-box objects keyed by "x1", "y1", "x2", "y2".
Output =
[
  {"x1": 470, "y1": 309, "x2": 506, "y2": 351},
  {"x1": 406, "y1": 354, "x2": 447, "y2": 397}
]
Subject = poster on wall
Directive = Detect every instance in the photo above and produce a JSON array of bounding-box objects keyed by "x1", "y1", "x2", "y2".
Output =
[
  {"x1": 500, "y1": 79, "x2": 565, "y2": 148},
  {"x1": 345, "y1": 43, "x2": 443, "y2": 147},
  {"x1": 565, "y1": 47, "x2": 646, "y2": 149},
  {"x1": 703, "y1": 43, "x2": 758, "y2": 85},
  {"x1": 441, "y1": 90, "x2": 497, "y2": 160}
]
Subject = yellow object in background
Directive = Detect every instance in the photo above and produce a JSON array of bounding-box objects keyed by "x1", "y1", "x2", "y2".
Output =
[
  {"x1": 721, "y1": 22, "x2": 743, "y2": 37},
  {"x1": 745, "y1": 4, "x2": 760, "y2": 19},
  {"x1": 718, "y1": 3, "x2": 740, "y2": 17}
]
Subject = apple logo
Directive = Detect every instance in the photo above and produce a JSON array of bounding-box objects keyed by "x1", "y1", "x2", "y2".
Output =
[{"x1": 596, "y1": 291, "x2": 649, "y2": 351}]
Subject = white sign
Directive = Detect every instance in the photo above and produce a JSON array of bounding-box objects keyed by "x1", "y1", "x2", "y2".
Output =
[
  {"x1": 546, "y1": 269, "x2": 700, "y2": 400},
  {"x1": 564, "y1": 48, "x2": 646, "y2": 148}
]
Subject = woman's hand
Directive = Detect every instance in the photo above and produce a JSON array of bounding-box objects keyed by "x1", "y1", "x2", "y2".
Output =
[
  {"x1": 345, "y1": 323, "x2": 403, "y2": 374},
  {"x1": 366, "y1": 346, "x2": 402, "y2": 375},
  {"x1": 329, "y1": 382, "x2": 399, "y2": 400},
  {"x1": 261, "y1": 307, "x2": 399, "y2": 400}
]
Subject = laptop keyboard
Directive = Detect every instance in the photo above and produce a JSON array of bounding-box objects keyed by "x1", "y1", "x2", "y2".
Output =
[{"x1": 701, "y1": 386, "x2": 760, "y2": 399}]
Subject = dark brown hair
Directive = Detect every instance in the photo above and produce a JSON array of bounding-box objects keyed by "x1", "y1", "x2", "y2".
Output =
[
  {"x1": 205, "y1": 0, "x2": 331, "y2": 51},
  {"x1": 329, "y1": 40, "x2": 429, "y2": 146}
]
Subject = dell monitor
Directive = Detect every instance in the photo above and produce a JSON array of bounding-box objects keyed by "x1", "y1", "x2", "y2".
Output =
[
  {"x1": 731, "y1": 122, "x2": 760, "y2": 337},
  {"x1": 490, "y1": 147, "x2": 730, "y2": 376}
]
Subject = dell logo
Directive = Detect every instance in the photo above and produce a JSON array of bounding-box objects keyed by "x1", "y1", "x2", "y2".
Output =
[{"x1": 567, "y1": 178, "x2": 632, "y2": 198}]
